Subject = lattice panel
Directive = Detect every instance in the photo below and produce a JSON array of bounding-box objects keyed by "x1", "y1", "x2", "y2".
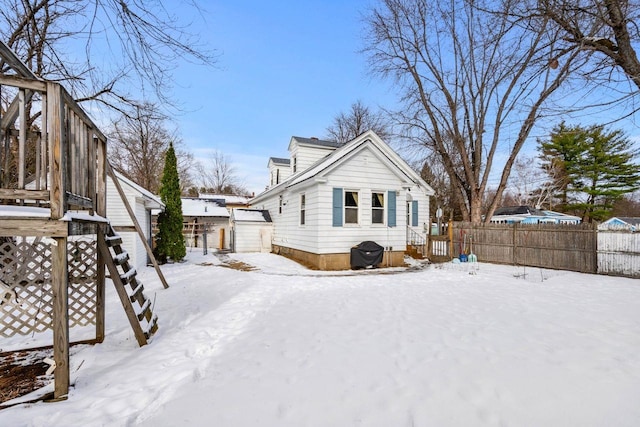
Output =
[{"x1": 0, "y1": 237, "x2": 98, "y2": 338}]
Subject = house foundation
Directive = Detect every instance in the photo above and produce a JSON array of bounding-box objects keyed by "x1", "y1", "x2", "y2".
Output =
[{"x1": 272, "y1": 244, "x2": 406, "y2": 270}]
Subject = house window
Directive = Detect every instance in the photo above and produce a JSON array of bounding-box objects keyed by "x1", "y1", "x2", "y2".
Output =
[
  {"x1": 300, "y1": 193, "x2": 306, "y2": 225},
  {"x1": 276, "y1": 168, "x2": 280, "y2": 184},
  {"x1": 372, "y1": 192, "x2": 384, "y2": 224},
  {"x1": 293, "y1": 156, "x2": 297, "y2": 173},
  {"x1": 345, "y1": 191, "x2": 359, "y2": 224},
  {"x1": 279, "y1": 195, "x2": 283, "y2": 214}
]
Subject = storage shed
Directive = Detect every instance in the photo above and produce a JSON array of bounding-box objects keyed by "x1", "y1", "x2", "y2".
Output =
[{"x1": 230, "y1": 209, "x2": 273, "y2": 253}]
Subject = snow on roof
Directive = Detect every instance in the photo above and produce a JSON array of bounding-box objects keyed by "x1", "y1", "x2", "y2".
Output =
[
  {"x1": 61, "y1": 210, "x2": 109, "y2": 223},
  {"x1": 181, "y1": 198, "x2": 230, "y2": 217},
  {"x1": 0, "y1": 205, "x2": 50, "y2": 217},
  {"x1": 200, "y1": 193, "x2": 251, "y2": 205},
  {"x1": 232, "y1": 208, "x2": 272, "y2": 223}
]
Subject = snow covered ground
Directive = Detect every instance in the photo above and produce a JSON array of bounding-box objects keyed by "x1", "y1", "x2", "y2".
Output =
[{"x1": 1, "y1": 250, "x2": 639, "y2": 427}]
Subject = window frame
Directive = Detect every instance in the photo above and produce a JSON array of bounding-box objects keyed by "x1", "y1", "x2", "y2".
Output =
[
  {"x1": 371, "y1": 191, "x2": 385, "y2": 225},
  {"x1": 300, "y1": 193, "x2": 306, "y2": 225},
  {"x1": 344, "y1": 190, "x2": 359, "y2": 225}
]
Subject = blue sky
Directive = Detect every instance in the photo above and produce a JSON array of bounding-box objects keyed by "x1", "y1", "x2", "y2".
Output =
[
  {"x1": 167, "y1": 1, "x2": 639, "y2": 196},
  {"x1": 171, "y1": 0, "x2": 396, "y2": 194}
]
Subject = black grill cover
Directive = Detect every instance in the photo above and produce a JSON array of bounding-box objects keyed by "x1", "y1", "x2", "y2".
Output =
[{"x1": 350, "y1": 241, "x2": 384, "y2": 269}]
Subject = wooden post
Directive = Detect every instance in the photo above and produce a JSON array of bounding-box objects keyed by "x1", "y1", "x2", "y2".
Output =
[
  {"x1": 48, "y1": 82, "x2": 70, "y2": 399},
  {"x1": 106, "y1": 162, "x2": 170, "y2": 289},
  {"x1": 51, "y1": 236, "x2": 69, "y2": 400},
  {"x1": 448, "y1": 219, "x2": 454, "y2": 260},
  {"x1": 95, "y1": 137, "x2": 107, "y2": 342},
  {"x1": 18, "y1": 89, "x2": 26, "y2": 190}
]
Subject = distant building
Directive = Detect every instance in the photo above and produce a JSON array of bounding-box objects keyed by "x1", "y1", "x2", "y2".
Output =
[
  {"x1": 489, "y1": 206, "x2": 581, "y2": 224},
  {"x1": 599, "y1": 217, "x2": 640, "y2": 232},
  {"x1": 180, "y1": 197, "x2": 231, "y2": 250}
]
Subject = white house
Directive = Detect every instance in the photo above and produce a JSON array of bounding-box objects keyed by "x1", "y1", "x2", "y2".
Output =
[
  {"x1": 106, "y1": 171, "x2": 164, "y2": 270},
  {"x1": 250, "y1": 131, "x2": 435, "y2": 270},
  {"x1": 230, "y1": 208, "x2": 273, "y2": 253}
]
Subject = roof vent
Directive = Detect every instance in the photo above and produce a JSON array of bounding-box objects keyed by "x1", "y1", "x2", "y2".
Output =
[{"x1": 310, "y1": 136, "x2": 318, "y2": 140}]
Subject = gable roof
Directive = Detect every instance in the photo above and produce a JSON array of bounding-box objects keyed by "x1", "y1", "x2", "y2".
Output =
[
  {"x1": 232, "y1": 208, "x2": 272, "y2": 223},
  {"x1": 616, "y1": 217, "x2": 640, "y2": 226},
  {"x1": 600, "y1": 216, "x2": 640, "y2": 229},
  {"x1": 252, "y1": 130, "x2": 435, "y2": 204}
]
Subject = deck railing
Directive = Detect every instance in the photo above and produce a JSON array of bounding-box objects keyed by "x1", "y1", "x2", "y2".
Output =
[{"x1": 0, "y1": 76, "x2": 107, "y2": 218}]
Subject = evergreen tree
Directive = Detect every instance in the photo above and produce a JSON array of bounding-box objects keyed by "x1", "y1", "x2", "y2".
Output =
[
  {"x1": 539, "y1": 123, "x2": 640, "y2": 222},
  {"x1": 155, "y1": 142, "x2": 186, "y2": 262}
]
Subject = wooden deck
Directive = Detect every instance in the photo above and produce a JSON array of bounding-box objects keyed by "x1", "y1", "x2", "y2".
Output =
[{"x1": 1, "y1": 41, "x2": 107, "y2": 400}]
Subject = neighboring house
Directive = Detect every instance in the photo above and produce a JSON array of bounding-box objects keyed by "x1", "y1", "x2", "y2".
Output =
[
  {"x1": 250, "y1": 130, "x2": 435, "y2": 270},
  {"x1": 200, "y1": 193, "x2": 252, "y2": 209},
  {"x1": 107, "y1": 171, "x2": 164, "y2": 270},
  {"x1": 599, "y1": 217, "x2": 640, "y2": 232},
  {"x1": 181, "y1": 197, "x2": 231, "y2": 249},
  {"x1": 489, "y1": 206, "x2": 581, "y2": 224},
  {"x1": 230, "y1": 208, "x2": 273, "y2": 253}
]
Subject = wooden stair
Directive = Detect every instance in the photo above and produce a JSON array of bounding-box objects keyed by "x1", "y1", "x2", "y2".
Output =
[{"x1": 98, "y1": 224, "x2": 158, "y2": 346}]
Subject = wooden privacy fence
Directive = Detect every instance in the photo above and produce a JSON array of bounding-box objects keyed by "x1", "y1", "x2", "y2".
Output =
[{"x1": 451, "y1": 222, "x2": 598, "y2": 274}]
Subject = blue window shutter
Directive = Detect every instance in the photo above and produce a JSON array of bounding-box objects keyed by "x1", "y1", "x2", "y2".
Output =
[
  {"x1": 412, "y1": 200, "x2": 419, "y2": 226},
  {"x1": 333, "y1": 188, "x2": 343, "y2": 227},
  {"x1": 387, "y1": 190, "x2": 396, "y2": 227}
]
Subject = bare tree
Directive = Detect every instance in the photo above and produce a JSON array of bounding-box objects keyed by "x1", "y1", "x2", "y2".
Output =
[
  {"x1": 109, "y1": 103, "x2": 194, "y2": 193},
  {"x1": 196, "y1": 150, "x2": 248, "y2": 195},
  {"x1": 506, "y1": 155, "x2": 557, "y2": 209},
  {"x1": 513, "y1": 0, "x2": 640, "y2": 91},
  {"x1": 0, "y1": 0, "x2": 216, "y2": 114},
  {"x1": 326, "y1": 100, "x2": 392, "y2": 144},
  {"x1": 363, "y1": 0, "x2": 584, "y2": 222}
]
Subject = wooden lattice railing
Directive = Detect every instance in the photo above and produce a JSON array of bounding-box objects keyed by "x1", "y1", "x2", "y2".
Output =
[{"x1": 0, "y1": 237, "x2": 98, "y2": 339}]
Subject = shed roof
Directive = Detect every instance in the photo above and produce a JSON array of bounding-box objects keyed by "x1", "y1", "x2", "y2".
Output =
[{"x1": 232, "y1": 208, "x2": 272, "y2": 223}]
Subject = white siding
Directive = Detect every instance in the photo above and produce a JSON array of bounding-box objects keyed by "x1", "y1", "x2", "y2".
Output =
[
  {"x1": 291, "y1": 144, "x2": 335, "y2": 173},
  {"x1": 268, "y1": 163, "x2": 291, "y2": 188},
  {"x1": 234, "y1": 223, "x2": 273, "y2": 253},
  {"x1": 598, "y1": 231, "x2": 640, "y2": 278}
]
